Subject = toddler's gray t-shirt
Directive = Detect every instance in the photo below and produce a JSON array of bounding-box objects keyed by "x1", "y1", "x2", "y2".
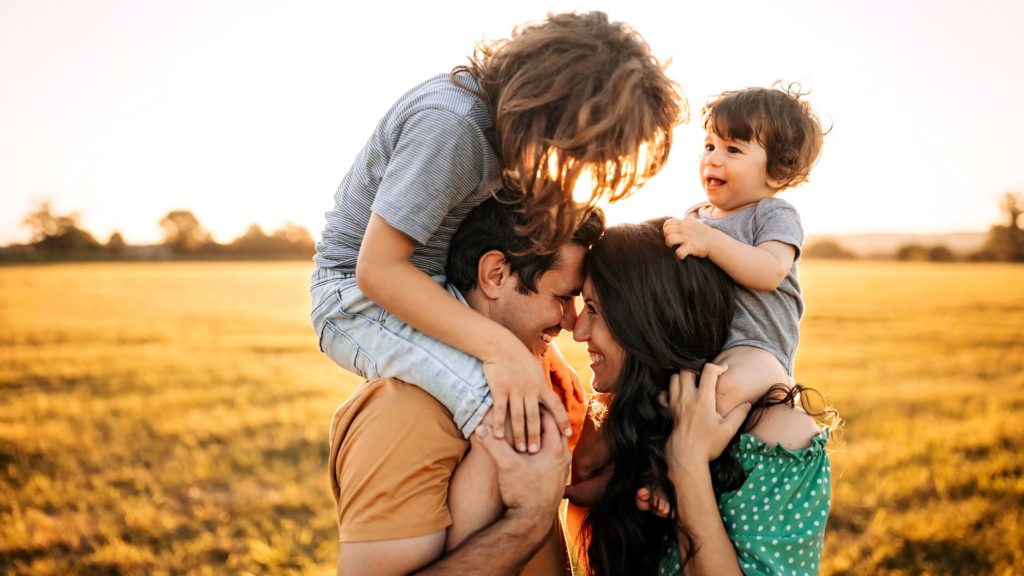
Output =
[{"x1": 689, "y1": 197, "x2": 804, "y2": 373}]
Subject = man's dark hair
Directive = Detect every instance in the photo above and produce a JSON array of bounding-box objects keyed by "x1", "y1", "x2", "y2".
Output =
[{"x1": 446, "y1": 193, "x2": 605, "y2": 294}]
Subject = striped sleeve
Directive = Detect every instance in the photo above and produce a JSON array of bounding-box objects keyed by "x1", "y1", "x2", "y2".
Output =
[{"x1": 372, "y1": 108, "x2": 485, "y2": 245}]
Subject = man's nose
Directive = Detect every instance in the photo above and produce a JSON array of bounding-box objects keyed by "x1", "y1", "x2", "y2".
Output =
[{"x1": 560, "y1": 297, "x2": 578, "y2": 331}]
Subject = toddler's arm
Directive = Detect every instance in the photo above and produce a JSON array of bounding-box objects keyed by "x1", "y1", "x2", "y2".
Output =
[
  {"x1": 663, "y1": 217, "x2": 796, "y2": 291},
  {"x1": 357, "y1": 214, "x2": 572, "y2": 451}
]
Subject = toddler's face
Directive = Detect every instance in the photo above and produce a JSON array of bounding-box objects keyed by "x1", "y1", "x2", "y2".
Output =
[{"x1": 699, "y1": 130, "x2": 782, "y2": 214}]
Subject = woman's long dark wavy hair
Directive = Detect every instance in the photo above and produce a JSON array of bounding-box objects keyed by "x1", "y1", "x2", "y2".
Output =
[
  {"x1": 580, "y1": 220, "x2": 839, "y2": 575},
  {"x1": 579, "y1": 218, "x2": 735, "y2": 576}
]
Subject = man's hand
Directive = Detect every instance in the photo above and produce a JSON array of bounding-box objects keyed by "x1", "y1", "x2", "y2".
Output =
[
  {"x1": 663, "y1": 216, "x2": 719, "y2": 260},
  {"x1": 474, "y1": 410, "x2": 570, "y2": 519},
  {"x1": 484, "y1": 345, "x2": 573, "y2": 453}
]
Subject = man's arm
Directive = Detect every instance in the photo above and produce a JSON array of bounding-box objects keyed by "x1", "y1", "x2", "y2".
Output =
[
  {"x1": 419, "y1": 412, "x2": 570, "y2": 575},
  {"x1": 337, "y1": 412, "x2": 568, "y2": 576},
  {"x1": 337, "y1": 508, "x2": 547, "y2": 576},
  {"x1": 338, "y1": 534, "x2": 446, "y2": 576},
  {"x1": 419, "y1": 509, "x2": 551, "y2": 575}
]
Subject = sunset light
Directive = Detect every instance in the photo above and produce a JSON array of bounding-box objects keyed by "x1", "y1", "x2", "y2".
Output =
[
  {"x1": 3, "y1": 1, "x2": 1023, "y2": 246},
  {"x1": 3, "y1": 3, "x2": 1023, "y2": 574}
]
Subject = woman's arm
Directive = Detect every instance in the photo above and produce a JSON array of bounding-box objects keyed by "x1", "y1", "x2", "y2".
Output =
[
  {"x1": 665, "y1": 364, "x2": 750, "y2": 576},
  {"x1": 667, "y1": 365, "x2": 831, "y2": 575},
  {"x1": 673, "y1": 457, "x2": 743, "y2": 576}
]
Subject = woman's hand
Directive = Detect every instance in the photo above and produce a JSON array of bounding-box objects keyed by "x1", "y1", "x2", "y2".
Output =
[{"x1": 665, "y1": 363, "x2": 751, "y2": 480}]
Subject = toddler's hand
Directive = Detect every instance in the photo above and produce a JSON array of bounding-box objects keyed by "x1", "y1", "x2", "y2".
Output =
[
  {"x1": 663, "y1": 216, "x2": 715, "y2": 260},
  {"x1": 484, "y1": 345, "x2": 573, "y2": 453}
]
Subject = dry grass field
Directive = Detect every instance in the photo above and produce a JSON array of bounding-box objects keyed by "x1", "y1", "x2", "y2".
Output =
[{"x1": 1, "y1": 261, "x2": 1022, "y2": 575}]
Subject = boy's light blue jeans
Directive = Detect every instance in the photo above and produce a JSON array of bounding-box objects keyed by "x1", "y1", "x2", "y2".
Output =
[{"x1": 310, "y1": 266, "x2": 492, "y2": 438}]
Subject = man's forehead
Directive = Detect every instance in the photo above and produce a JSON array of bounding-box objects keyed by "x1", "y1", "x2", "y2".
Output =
[{"x1": 539, "y1": 244, "x2": 586, "y2": 292}]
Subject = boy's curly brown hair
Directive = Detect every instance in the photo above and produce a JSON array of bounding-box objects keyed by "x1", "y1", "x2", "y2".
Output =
[
  {"x1": 453, "y1": 11, "x2": 684, "y2": 254},
  {"x1": 703, "y1": 82, "x2": 826, "y2": 190}
]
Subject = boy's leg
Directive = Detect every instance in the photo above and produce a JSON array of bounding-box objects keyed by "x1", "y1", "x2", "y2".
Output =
[
  {"x1": 712, "y1": 346, "x2": 791, "y2": 415},
  {"x1": 446, "y1": 408, "x2": 503, "y2": 552},
  {"x1": 312, "y1": 271, "x2": 491, "y2": 438}
]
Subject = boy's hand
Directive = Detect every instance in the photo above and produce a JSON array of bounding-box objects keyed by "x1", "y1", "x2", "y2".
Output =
[
  {"x1": 485, "y1": 345, "x2": 573, "y2": 453},
  {"x1": 663, "y1": 216, "x2": 717, "y2": 260}
]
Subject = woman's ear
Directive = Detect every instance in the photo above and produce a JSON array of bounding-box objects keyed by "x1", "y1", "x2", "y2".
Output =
[{"x1": 477, "y1": 250, "x2": 510, "y2": 299}]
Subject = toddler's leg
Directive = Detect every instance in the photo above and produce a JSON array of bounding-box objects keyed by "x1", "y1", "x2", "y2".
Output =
[
  {"x1": 446, "y1": 409, "x2": 504, "y2": 551},
  {"x1": 712, "y1": 346, "x2": 790, "y2": 415}
]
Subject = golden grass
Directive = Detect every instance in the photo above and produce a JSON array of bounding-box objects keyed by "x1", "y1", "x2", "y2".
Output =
[{"x1": 1, "y1": 261, "x2": 1022, "y2": 574}]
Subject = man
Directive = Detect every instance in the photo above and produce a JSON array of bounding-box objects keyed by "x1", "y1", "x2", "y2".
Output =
[{"x1": 328, "y1": 197, "x2": 604, "y2": 574}]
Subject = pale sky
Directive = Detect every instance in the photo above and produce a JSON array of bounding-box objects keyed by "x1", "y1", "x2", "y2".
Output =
[{"x1": 3, "y1": 0, "x2": 1023, "y2": 245}]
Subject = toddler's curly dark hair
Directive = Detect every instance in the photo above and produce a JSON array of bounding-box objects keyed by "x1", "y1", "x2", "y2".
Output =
[{"x1": 703, "y1": 82, "x2": 826, "y2": 189}]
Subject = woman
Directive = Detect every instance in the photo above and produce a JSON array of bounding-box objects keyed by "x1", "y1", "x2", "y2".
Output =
[{"x1": 569, "y1": 218, "x2": 832, "y2": 575}]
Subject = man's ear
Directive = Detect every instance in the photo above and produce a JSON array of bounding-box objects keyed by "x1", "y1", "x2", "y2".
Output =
[{"x1": 477, "y1": 250, "x2": 510, "y2": 299}]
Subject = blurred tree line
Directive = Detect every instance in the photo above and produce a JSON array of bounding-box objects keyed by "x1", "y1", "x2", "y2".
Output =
[
  {"x1": 801, "y1": 191, "x2": 1024, "y2": 263},
  {"x1": 157, "y1": 210, "x2": 315, "y2": 257},
  {"x1": 5, "y1": 192, "x2": 1024, "y2": 263},
  {"x1": 972, "y1": 191, "x2": 1024, "y2": 261},
  {"x1": 893, "y1": 191, "x2": 1024, "y2": 262},
  {"x1": 2, "y1": 203, "x2": 314, "y2": 262}
]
